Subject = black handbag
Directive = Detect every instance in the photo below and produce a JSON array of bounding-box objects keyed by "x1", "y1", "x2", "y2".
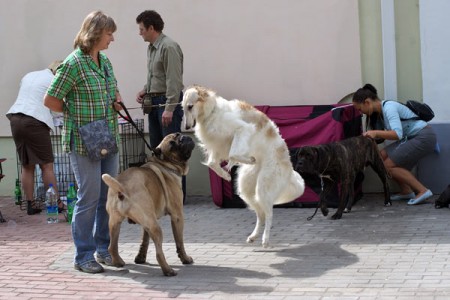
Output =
[{"x1": 78, "y1": 119, "x2": 118, "y2": 161}]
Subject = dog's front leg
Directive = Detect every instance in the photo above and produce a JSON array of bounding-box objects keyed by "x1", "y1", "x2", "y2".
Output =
[
  {"x1": 319, "y1": 181, "x2": 335, "y2": 217},
  {"x1": 332, "y1": 182, "x2": 350, "y2": 220},
  {"x1": 261, "y1": 208, "x2": 273, "y2": 248},
  {"x1": 205, "y1": 156, "x2": 231, "y2": 181},
  {"x1": 134, "y1": 228, "x2": 149, "y2": 264},
  {"x1": 170, "y1": 212, "x2": 193, "y2": 265},
  {"x1": 108, "y1": 217, "x2": 126, "y2": 267},
  {"x1": 228, "y1": 128, "x2": 256, "y2": 165}
]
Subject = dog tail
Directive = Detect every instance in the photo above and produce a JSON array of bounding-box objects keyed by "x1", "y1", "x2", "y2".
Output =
[
  {"x1": 102, "y1": 174, "x2": 129, "y2": 199},
  {"x1": 274, "y1": 171, "x2": 305, "y2": 205}
]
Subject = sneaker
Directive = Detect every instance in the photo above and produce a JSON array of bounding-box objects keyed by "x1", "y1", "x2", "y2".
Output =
[
  {"x1": 74, "y1": 261, "x2": 104, "y2": 274},
  {"x1": 390, "y1": 192, "x2": 415, "y2": 201},
  {"x1": 95, "y1": 254, "x2": 114, "y2": 266},
  {"x1": 407, "y1": 189, "x2": 433, "y2": 205}
]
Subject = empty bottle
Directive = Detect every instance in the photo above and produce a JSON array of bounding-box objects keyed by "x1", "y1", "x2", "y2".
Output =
[
  {"x1": 14, "y1": 179, "x2": 22, "y2": 205},
  {"x1": 45, "y1": 184, "x2": 58, "y2": 224},
  {"x1": 66, "y1": 183, "x2": 77, "y2": 224}
]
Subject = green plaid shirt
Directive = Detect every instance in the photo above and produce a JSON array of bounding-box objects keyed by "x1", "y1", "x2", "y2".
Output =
[{"x1": 47, "y1": 48, "x2": 120, "y2": 155}]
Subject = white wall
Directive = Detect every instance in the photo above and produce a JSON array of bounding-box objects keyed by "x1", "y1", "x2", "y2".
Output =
[
  {"x1": 420, "y1": 0, "x2": 450, "y2": 123},
  {"x1": 0, "y1": 0, "x2": 361, "y2": 136}
]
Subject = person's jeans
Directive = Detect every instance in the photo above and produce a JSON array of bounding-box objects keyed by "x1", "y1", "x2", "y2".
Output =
[
  {"x1": 68, "y1": 150, "x2": 119, "y2": 265},
  {"x1": 148, "y1": 94, "x2": 186, "y2": 202},
  {"x1": 147, "y1": 95, "x2": 183, "y2": 148}
]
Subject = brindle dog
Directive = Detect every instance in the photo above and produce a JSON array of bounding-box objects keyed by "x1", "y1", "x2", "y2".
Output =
[{"x1": 294, "y1": 136, "x2": 391, "y2": 220}]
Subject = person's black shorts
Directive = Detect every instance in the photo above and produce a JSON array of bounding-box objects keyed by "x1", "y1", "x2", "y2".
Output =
[{"x1": 9, "y1": 113, "x2": 54, "y2": 165}]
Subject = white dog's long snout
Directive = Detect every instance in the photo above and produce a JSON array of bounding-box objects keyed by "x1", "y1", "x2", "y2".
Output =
[
  {"x1": 182, "y1": 88, "x2": 202, "y2": 131},
  {"x1": 183, "y1": 117, "x2": 196, "y2": 131}
]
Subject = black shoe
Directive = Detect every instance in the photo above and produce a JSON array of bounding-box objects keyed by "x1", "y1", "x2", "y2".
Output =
[{"x1": 27, "y1": 201, "x2": 42, "y2": 215}]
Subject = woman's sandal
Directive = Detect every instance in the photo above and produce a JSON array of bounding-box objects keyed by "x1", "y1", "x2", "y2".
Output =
[
  {"x1": 57, "y1": 199, "x2": 67, "y2": 213},
  {"x1": 27, "y1": 200, "x2": 42, "y2": 215}
]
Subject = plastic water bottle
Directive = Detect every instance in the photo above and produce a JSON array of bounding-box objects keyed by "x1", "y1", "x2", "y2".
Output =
[
  {"x1": 45, "y1": 184, "x2": 58, "y2": 224},
  {"x1": 14, "y1": 179, "x2": 22, "y2": 205},
  {"x1": 66, "y1": 183, "x2": 77, "y2": 224}
]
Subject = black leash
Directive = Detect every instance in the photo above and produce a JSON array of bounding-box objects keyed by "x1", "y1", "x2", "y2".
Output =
[{"x1": 115, "y1": 102, "x2": 155, "y2": 154}]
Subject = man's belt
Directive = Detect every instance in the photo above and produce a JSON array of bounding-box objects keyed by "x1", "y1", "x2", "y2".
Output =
[{"x1": 148, "y1": 92, "x2": 166, "y2": 97}]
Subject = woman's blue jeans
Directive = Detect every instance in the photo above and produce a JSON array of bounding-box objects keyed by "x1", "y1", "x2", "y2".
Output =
[{"x1": 68, "y1": 151, "x2": 119, "y2": 265}]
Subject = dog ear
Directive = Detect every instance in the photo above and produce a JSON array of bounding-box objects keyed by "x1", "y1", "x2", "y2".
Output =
[{"x1": 153, "y1": 148, "x2": 162, "y2": 158}]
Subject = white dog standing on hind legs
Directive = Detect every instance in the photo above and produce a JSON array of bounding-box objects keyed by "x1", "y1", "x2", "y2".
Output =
[{"x1": 182, "y1": 85, "x2": 305, "y2": 247}]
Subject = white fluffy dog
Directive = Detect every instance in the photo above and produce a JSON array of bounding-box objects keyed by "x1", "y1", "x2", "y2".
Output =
[{"x1": 182, "y1": 85, "x2": 305, "y2": 247}]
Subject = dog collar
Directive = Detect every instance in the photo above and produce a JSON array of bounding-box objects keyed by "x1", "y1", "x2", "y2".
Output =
[{"x1": 160, "y1": 165, "x2": 183, "y2": 177}]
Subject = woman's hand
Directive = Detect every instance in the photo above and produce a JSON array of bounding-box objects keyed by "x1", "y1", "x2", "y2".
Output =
[
  {"x1": 363, "y1": 130, "x2": 378, "y2": 139},
  {"x1": 364, "y1": 129, "x2": 399, "y2": 141},
  {"x1": 113, "y1": 91, "x2": 123, "y2": 111}
]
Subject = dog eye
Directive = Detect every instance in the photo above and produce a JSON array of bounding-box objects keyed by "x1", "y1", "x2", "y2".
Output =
[{"x1": 187, "y1": 105, "x2": 193, "y2": 110}]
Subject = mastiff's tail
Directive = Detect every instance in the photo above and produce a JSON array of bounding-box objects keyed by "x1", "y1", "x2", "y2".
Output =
[{"x1": 102, "y1": 174, "x2": 129, "y2": 200}]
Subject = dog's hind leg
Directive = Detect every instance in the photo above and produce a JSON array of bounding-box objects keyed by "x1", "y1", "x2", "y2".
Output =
[
  {"x1": 169, "y1": 211, "x2": 193, "y2": 265},
  {"x1": 261, "y1": 204, "x2": 273, "y2": 248},
  {"x1": 370, "y1": 160, "x2": 391, "y2": 206},
  {"x1": 246, "y1": 204, "x2": 265, "y2": 245},
  {"x1": 145, "y1": 220, "x2": 177, "y2": 276},
  {"x1": 237, "y1": 165, "x2": 263, "y2": 244},
  {"x1": 343, "y1": 175, "x2": 357, "y2": 213},
  {"x1": 134, "y1": 228, "x2": 149, "y2": 264},
  {"x1": 108, "y1": 215, "x2": 126, "y2": 267}
]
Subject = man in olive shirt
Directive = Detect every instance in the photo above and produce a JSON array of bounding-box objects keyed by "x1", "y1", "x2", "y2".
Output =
[{"x1": 135, "y1": 10, "x2": 186, "y2": 200}]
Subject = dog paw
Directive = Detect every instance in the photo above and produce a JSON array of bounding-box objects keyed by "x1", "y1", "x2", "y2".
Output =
[
  {"x1": 246, "y1": 236, "x2": 256, "y2": 243},
  {"x1": 134, "y1": 255, "x2": 147, "y2": 264},
  {"x1": 385, "y1": 201, "x2": 392, "y2": 206},
  {"x1": 221, "y1": 172, "x2": 232, "y2": 181},
  {"x1": 112, "y1": 257, "x2": 126, "y2": 267},
  {"x1": 321, "y1": 208, "x2": 329, "y2": 216},
  {"x1": 163, "y1": 268, "x2": 178, "y2": 277},
  {"x1": 225, "y1": 160, "x2": 236, "y2": 170},
  {"x1": 181, "y1": 255, "x2": 194, "y2": 265},
  {"x1": 262, "y1": 240, "x2": 270, "y2": 248},
  {"x1": 331, "y1": 213, "x2": 342, "y2": 220},
  {"x1": 344, "y1": 208, "x2": 351, "y2": 213}
]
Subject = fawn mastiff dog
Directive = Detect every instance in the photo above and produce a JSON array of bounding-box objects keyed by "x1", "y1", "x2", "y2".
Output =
[{"x1": 102, "y1": 133, "x2": 195, "y2": 276}]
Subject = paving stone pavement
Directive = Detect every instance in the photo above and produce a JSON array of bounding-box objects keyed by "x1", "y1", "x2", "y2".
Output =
[{"x1": 1, "y1": 193, "x2": 450, "y2": 299}]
